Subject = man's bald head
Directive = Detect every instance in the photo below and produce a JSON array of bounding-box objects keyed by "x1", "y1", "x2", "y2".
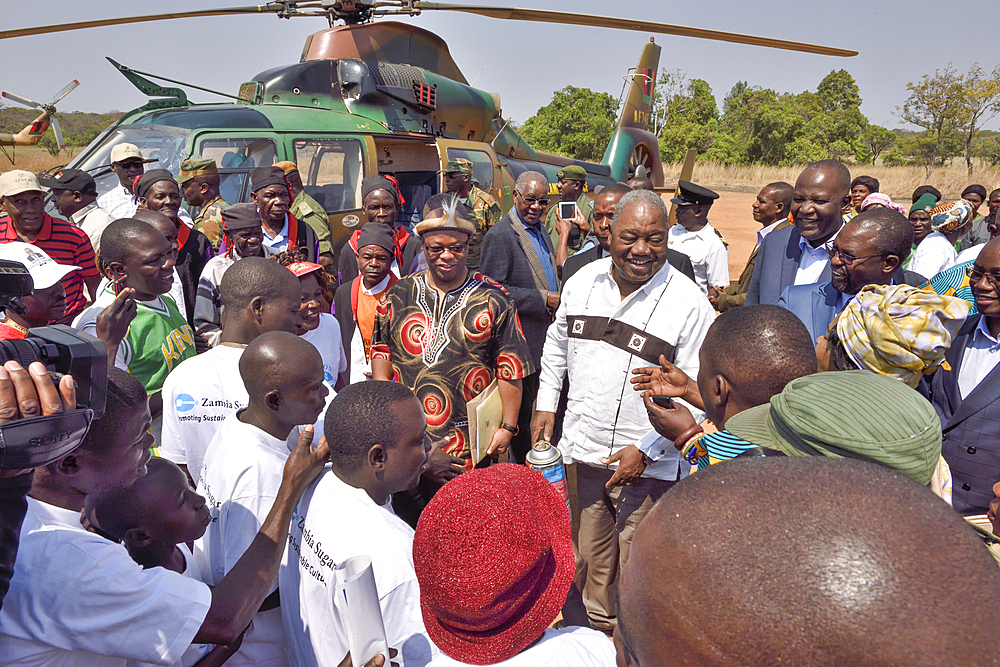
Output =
[
  {"x1": 239, "y1": 330, "x2": 322, "y2": 400},
  {"x1": 626, "y1": 176, "x2": 654, "y2": 191},
  {"x1": 617, "y1": 457, "x2": 1000, "y2": 666},
  {"x1": 792, "y1": 160, "x2": 852, "y2": 246},
  {"x1": 220, "y1": 256, "x2": 300, "y2": 314},
  {"x1": 132, "y1": 209, "x2": 173, "y2": 230},
  {"x1": 799, "y1": 159, "x2": 852, "y2": 192}
]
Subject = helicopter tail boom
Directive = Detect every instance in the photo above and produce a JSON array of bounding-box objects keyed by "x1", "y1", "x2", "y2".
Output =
[{"x1": 601, "y1": 39, "x2": 663, "y2": 185}]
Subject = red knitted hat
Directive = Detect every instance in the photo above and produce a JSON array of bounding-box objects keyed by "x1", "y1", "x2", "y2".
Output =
[{"x1": 412, "y1": 463, "x2": 574, "y2": 664}]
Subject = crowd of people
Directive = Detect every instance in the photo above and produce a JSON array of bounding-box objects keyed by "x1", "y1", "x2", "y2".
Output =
[{"x1": 0, "y1": 143, "x2": 998, "y2": 666}]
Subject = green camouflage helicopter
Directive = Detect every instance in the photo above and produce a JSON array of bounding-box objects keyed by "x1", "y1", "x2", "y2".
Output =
[{"x1": 0, "y1": 0, "x2": 855, "y2": 257}]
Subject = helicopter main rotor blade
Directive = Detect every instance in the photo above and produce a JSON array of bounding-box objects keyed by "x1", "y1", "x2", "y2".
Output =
[
  {"x1": 409, "y1": 3, "x2": 857, "y2": 57},
  {"x1": 51, "y1": 116, "x2": 66, "y2": 149},
  {"x1": 1, "y1": 91, "x2": 41, "y2": 108},
  {"x1": 50, "y1": 80, "x2": 79, "y2": 105},
  {"x1": 0, "y1": 5, "x2": 287, "y2": 41}
]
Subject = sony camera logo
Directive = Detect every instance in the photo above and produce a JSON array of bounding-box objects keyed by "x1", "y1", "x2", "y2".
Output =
[{"x1": 29, "y1": 431, "x2": 73, "y2": 447}]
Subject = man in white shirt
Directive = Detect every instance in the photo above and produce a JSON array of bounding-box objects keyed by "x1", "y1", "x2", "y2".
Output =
[
  {"x1": 197, "y1": 332, "x2": 329, "y2": 666},
  {"x1": 96, "y1": 142, "x2": 145, "y2": 219},
  {"x1": 531, "y1": 189, "x2": 714, "y2": 633},
  {"x1": 667, "y1": 180, "x2": 729, "y2": 295},
  {"x1": 160, "y1": 256, "x2": 304, "y2": 486},
  {"x1": 0, "y1": 365, "x2": 329, "y2": 665},
  {"x1": 746, "y1": 160, "x2": 851, "y2": 305},
  {"x1": 415, "y1": 463, "x2": 616, "y2": 667},
  {"x1": 39, "y1": 168, "x2": 115, "y2": 253},
  {"x1": 280, "y1": 380, "x2": 436, "y2": 667}
]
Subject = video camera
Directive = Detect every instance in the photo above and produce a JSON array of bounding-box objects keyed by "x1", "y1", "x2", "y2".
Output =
[{"x1": 0, "y1": 259, "x2": 107, "y2": 470}]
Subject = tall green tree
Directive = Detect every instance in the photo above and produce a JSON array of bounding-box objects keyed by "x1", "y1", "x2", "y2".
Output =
[
  {"x1": 657, "y1": 78, "x2": 718, "y2": 162},
  {"x1": 957, "y1": 64, "x2": 1000, "y2": 176},
  {"x1": 861, "y1": 125, "x2": 896, "y2": 165},
  {"x1": 518, "y1": 86, "x2": 619, "y2": 162},
  {"x1": 898, "y1": 65, "x2": 966, "y2": 177}
]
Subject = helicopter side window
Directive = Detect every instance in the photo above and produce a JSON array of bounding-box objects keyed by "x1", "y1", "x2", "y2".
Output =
[
  {"x1": 293, "y1": 139, "x2": 363, "y2": 213},
  {"x1": 197, "y1": 137, "x2": 277, "y2": 205},
  {"x1": 445, "y1": 148, "x2": 494, "y2": 191}
]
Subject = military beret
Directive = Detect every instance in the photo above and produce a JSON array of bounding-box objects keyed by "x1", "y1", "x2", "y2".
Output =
[
  {"x1": 361, "y1": 175, "x2": 399, "y2": 203},
  {"x1": 135, "y1": 169, "x2": 177, "y2": 199},
  {"x1": 557, "y1": 165, "x2": 587, "y2": 181},
  {"x1": 442, "y1": 158, "x2": 473, "y2": 175},
  {"x1": 274, "y1": 161, "x2": 298, "y2": 175},
  {"x1": 221, "y1": 202, "x2": 261, "y2": 231},
  {"x1": 358, "y1": 223, "x2": 396, "y2": 253},
  {"x1": 250, "y1": 166, "x2": 288, "y2": 193},
  {"x1": 177, "y1": 159, "x2": 218, "y2": 184},
  {"x1": 670, "y1": 180, "x2": 719, "y2": 206}
]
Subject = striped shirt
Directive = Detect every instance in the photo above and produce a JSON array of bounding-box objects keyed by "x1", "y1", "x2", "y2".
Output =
[
  {"x1": 697, "y1": 429, "x2": 761, "y2": 470},
  {"x1": 0, "y1": 214, "x2": 99, "y2": 319}
]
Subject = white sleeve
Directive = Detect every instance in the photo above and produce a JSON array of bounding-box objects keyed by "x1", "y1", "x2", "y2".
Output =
[
  {"x1": 221, "y1": 479, "x2": 279, "y2": 589},
  {"x1": 708, "y1": 241, "x2": 730, "y2": 287},
  {"x1": 536, "y1": 290, "x2": 570, "y2": 413},
  {"x1": 379, "y1": 579, "x2": 438, "y2": 666},
  {"x1": 159, "y1": 370, "x2": 186, "y2": 464},
  {"x1": 8, "y1": 537, "x2": 211, "y2": 663},
  {"x1": 635, "y1": 428, "x2": 674, "y2": 462}
]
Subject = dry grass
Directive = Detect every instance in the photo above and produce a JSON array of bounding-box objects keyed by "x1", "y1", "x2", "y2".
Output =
[
  {"x1": 0, "y1": 146, "x2": 80, "y2": 175},
  {"x1": 663, "y1": 160, "x2": 1000, "y2": 201}
]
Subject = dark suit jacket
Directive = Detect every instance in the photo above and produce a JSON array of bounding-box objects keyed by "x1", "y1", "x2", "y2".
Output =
[
  {"x1": 333, "y1": 281, "x2": 356, "y2": 386},
  {"x1": 717, "y1": 218, "x2": 793, "y2": 312},
  {"x1": 746, "y1": 226, "x2": 835, "y2": 306},
  {"x1": 777, "y1": 270, "x2": 928, "y2": 343},
  {"x1": 931, "y1": 314, "x2": 1000, "y2": 514},
  {"x1": 480, "y1": 211, "x2": 555, "y2": 366},
  {"x1": 562, "y1": 244, "x2": 696, "y2": 284}
]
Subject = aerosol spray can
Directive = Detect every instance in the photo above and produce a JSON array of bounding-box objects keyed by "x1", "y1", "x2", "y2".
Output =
[{"x1": 526, "y1": 441, "x2": 570, "y2": 512}]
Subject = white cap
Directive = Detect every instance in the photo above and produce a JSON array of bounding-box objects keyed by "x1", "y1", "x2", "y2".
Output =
[
  {"x1": 0, "y1": 242, "x2": 79, "y2": 290},
  {"x1": 110, "y1": 143, "x2": 142, "y2": 164},
  {"x1": 0, "y1": 170, "x2": 43, "y2": 198}
]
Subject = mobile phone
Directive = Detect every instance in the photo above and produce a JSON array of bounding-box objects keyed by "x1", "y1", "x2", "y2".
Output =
[
  {"x1": 112, "y1": 276, "x2": 128, "y2": 295},
  {"x1": 651, "y1": 395, "x2": 675, "y2": 409},
  {"x1": 559, "y1": 201, "x2": 576, "y2": 219}
]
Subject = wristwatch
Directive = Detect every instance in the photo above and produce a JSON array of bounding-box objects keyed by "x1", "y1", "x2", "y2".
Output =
[{"x1": 500, "y1": 422, "x2": 519, "y2": 435}]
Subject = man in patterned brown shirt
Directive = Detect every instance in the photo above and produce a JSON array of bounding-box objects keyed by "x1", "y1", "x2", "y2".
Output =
[{"x1": 371, "y1": 197, "x2": 533, "y2": 523}]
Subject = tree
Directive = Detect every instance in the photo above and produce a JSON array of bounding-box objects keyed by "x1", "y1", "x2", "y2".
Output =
[
  {"x1": 707, "y1": 84, "x2": 802, "y2": 165},
  {"x1": 898, "y1": 65, "x2": 967, "y2": 177},
  {"x1": 957, "y1": 64, "x2": 1000, "y2": 176},
  {"x1": 656, "y1": 78, "x2": 718, "y2": 162},
  {"x1": 518, "y1": 86, "x2": 619, "y2": 162},
  {"x1": 862, "y1": 125, "x2": 896, "y2": 165},
  {"x1": 37, "y1": 135, "x2": 61, "y2": 157}
]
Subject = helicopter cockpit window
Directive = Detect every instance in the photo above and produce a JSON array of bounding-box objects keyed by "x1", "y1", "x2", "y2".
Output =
[
  {"x1": 72, "y1": 125, "x2": 192, "y2": 199},
  {"x1": 293, "y1": 139, "x2": 363, "y2": 213},
  {"x1": 197, "y1": 138, "x2": 277, "y2": 206},
  {"x1": 445, "y1": 148, "x2": 494, "y2": 191}
]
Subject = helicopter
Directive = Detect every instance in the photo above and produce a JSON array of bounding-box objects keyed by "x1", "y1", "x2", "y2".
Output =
[
  {"x1": 2, "y1": 80, "x2": 80, "y2": 149},
  {"x1": 0, "y1": 0, "x2": 855, "y2": 259}
]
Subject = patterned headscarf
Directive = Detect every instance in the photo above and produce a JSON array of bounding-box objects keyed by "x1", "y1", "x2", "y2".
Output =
[
  {"x1": 860, "y1": 193, "x2": 908, "y2": 216},
  {"x1": 837, "y1": 284, "x2": 971, "y2": 388},
  {"x1": 930, "y1": 199, "x2": 974, "y2": 233}
]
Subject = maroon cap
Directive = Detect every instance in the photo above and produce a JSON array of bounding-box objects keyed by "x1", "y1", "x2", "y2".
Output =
[{"x1": 412, "y1": 463, "x2": 574, "y2": 664}]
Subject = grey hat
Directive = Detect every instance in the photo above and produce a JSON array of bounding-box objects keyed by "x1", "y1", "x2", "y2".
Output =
[{"x1": 726, "y1": 370, "x2": 941, "y2": 485}]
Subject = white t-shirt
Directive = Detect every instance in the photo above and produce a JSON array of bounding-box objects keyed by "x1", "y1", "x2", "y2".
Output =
[
  {"x1": 195, "y1": 413, "x2": 294, "y2": 667},
  {"x1": 301, "y1": 313, "x2": 348, "y2": 393},
  {"x1": 280, "y1": 469, "x2": 438, "y2": 667},
  {"x1": 909, "y1": 231, "x2": 957, "y2": 280},
  {"x1": 0, "y1": 498, "x2": 212, "y2": 666},
  {"x1": 425, "y1": 627, "x2": 616, "y2": 667},
  {"x1": 667, "y1": 222, "x2": 729, "y2": 295},
  {"x1": 350, "y1": 324, "x2": 370, "y2": 384},
  {"x1": 128, "y1": 544, "x2": 214, "y2": 667},
  {"x1": 159, "y1": 345, "x2": 247, "y2": 487}
]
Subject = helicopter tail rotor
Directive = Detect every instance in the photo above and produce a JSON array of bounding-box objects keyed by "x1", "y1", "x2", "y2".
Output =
[{"x1": 1, "y1": 81, "x2": 78, "y2": 148}]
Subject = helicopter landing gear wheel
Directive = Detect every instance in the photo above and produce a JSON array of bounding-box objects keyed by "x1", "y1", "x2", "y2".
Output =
[{"x1": 630, "y1": 142, "x2": 654, "y2": 178}]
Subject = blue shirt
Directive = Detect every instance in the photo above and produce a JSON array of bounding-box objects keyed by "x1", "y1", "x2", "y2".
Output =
[{"x1": 516, "y1": 212, "x2": 558, "y2": 291}]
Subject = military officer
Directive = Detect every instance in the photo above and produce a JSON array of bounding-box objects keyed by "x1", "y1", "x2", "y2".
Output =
[
  {"x1": 178, "y1": 158, "x2": 229, "y2": 251},
  {"x1": 441, "y1": 158, "x2": 502, "y2": 270},
  {"x1": 667, "y1": 180, "x2": 729, "y2": 296},
  {"x1": 544, "y1": 164, "x2": 594, "y2": 258},
  {"x1": 275, "y1": 160, "x2": 336, "y2": 270}
]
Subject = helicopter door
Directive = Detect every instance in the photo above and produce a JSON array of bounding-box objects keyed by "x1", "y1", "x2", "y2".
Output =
[
  {"x1": 193, "y1": 135, "x2": 279, "y2": 206},
  {"x1": 371, "y1": 138, "x2": 441, "y2": 230},
  {"x1": 435, "y1": 139, "x2": 508, "y2": 210}
]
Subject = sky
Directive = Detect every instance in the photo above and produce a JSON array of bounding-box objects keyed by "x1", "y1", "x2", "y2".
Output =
[{"x1": 2, "y1": 0, "x2": 998, "y2": 132}]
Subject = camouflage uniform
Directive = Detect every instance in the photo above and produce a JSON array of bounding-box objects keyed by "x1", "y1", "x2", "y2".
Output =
[
  {"x1": 192, "y1": 195, "x2": 228, "y2": 251},
  {"x1": 178, "y1": 158, "x2": 227, "y2": 250},
  {"x1": 289, "y1": 191, "x2": 334, "y2": 257},
  {"x1": 442, "y1": 158, "x2": 502, "y2": 270},
  {"x1": 543, "y1": 165, "x2": 594, "y2": 257}
]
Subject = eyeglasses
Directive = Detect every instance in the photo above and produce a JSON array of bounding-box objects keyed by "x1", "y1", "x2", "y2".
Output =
[
  {"x1": 424, "y1": 243, "x2": 467, "y2": 255},
  {"x1": 826, "y1": 246, "x2": 888, "y2": 266},
  {"x1": 515, "y1": 191, "x2": 549, "y2": 207},
  {"x1": 114, "y1": 159, "x2": 144, "y2": 170},
  {"x1": 969, "y1": 266, "x2": 1000, "y2": 288}
]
